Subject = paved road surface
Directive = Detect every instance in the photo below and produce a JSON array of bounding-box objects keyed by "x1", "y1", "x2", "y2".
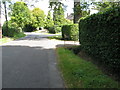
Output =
[
  {"x1": 2, "y1": 32, "x2": 79, "y2": 88},
  {"x1": 2, "y1": 32, "x2": 63, "y2": 88}
]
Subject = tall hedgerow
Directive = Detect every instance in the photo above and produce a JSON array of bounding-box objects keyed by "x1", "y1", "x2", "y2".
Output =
[{"x1": 79, "y1": 7, "x2": 120, "y2": 75}]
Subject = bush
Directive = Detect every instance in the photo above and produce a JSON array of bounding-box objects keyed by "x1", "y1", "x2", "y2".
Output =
[
  {"x1": 54, "y1": 25, "x2": 61, "y2": 33},
  {"x1": 47, "y1": 25, "x2": 61, "y2": 34},
  {"x1": 23, "y1": 24, "x2": 36, "y2": 32},
  {"x1": 47, "y1": 26, "x2": 55, "y2": 33},
  {"x1": 79, "y1": 7, "x2": 120, "y2": 74},
  {"x1": 62, "y1": 24, "x2": 79, "y2": 41},
  {"x1": 63, "y1": 19, "x2": 73, "y2": 25},
  {"x1": 2, "y1": 21, "x2": 22, "y2": 37}
]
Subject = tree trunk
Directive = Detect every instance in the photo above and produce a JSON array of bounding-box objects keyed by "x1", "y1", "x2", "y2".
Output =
[
  {"x1": 0, "y1": 3, "x2": 2, "y2": 38},
  {"x1": 74, "y1": 0, "x2": 82, "y2": 23},
  {"x1": 3, "y1": 1, "x2": 8, "y2": 31}
]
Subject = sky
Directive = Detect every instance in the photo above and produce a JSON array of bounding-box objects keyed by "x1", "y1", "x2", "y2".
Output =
[{"x1": 1, "y1": 0, "x2": 99, "y2": 26}]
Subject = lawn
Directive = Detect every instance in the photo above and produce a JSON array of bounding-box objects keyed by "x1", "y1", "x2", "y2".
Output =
[{"x1": 56, "y1": 47, "x2": 119, "y2": 88}]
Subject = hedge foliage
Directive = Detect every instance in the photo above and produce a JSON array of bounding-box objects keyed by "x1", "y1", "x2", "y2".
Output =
[
  {"x1": 2, "y1": 21, "x2": 22, "y2": 37},
  {"x1": 47, "y1": 25, "x2": 61, "y2": 34},
  {"x1": 62, "y1": 24, "x2": 79, "y2": 41},
  {"x1": 23, "y1": 24, "x2": 36, "y2": 32},
  {"x1": 79, "y1": 7, "x2": 120, "y2": 73}
]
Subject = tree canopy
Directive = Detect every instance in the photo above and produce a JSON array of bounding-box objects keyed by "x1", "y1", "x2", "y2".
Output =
[
  {"x1": 10, "y1": 1, "x2": 31, "y2": 28},
  {"x1": 50, "y1": 2, "x2": 65, "y2": 26},
  {"x1": 92, "y1": 1, "x2": 120, "y2": 12},
  {"x1": 31, "y1": 8, "x2": 46, "y2": 28},
  {"x1": 45, "y1": 10, "x2": 54, "y2": 29}
]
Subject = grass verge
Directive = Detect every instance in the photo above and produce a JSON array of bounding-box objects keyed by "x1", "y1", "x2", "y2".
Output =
[
  {"x1": 0, "y1": 37, "x2": 13, "y2": 45},
  {"x1": 0, "y1": 33, "x2": 26, "y2": 45},
  {"x1": 13, "y1": 33, "x2": 26, "y2": 39},
  {"x1": 56, "y1": 47, "x2": 119, "y2": 88},
  {"x1": 48, "y1": 35, "x2": 62, "y2": 40}
]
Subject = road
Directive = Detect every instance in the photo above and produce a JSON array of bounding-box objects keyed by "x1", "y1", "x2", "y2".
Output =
[
  {"x1": 2, "y1": 32, "x2": 65, "y2": 88},
  {"x1": 2, "y1": 32, "x2": 79, "y2": 88}
]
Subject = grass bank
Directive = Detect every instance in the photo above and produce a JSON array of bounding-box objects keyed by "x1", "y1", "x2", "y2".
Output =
[
  {"x1": 56, "y1": 47, "x2": 119, "y2": 88},
  {"x1": 0, "y1": 33, "x2": 26, "y2": 45}
]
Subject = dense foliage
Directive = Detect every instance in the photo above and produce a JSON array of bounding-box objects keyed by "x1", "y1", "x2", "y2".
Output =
[
  {"x1": 23, "y1": 24, "x2": 36, "y2": 32},
  {"x1": 31, "y1": 8, "x2": 46, "y2": 28},
  {"x1": 47, "y1": 25, "x2": 61, "y2": 34},
  {"x1": 45, "y1": 11, "x2": 54, "y2": 29},
  {"x1": 2, "y1": 21, "x2": 22, "y2": 37},
  {"x1": 50, "y1": 2, "x2": 65, "y2": 26},
  {"x1": 10, "y1": 2, "x2": 31, "y2": 29},
  {"x1": 92, "y1": 1, "x2": 120, "y2": 12},
  {"x1": 62, "y1": 24, "x2": 79, "y2": 40},
  {"x1": 53, "y1": 3, "x2": 64, "y2": 26},
  {"x1": 79, "y1": 7, "x2": 120, "y2": 74}
]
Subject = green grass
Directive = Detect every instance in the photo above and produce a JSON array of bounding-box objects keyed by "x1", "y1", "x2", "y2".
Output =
[
  {"x1": 56, "y1": 47, "x2": 119, "y2": 88},
  {"x1": 48, "y1": 35, "x2": 62, "y2": 40},
  {"x1": 0, "y1": 33, "x2": 26, "y2": 45},
  {"x1": 0, "y1": 37, "x2": 13, "y2": 45},
  {"x1": 13, "y1": 33, "x2": 26, "y2": 39}
]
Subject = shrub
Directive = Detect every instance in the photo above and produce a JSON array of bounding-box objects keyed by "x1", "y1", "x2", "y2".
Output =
[
  {"x1": 62, "y1": 24, "x2": 79, "y2": 41},
  {"x1": 2, "y1": 21, "x2": 22, "y2": 37},
  {"x1": 47, "y1": 25, "x2": 61, "y2": 34},
  {"x1": 23, "y1": 24, "x2": 36, "y2": 32},
  {"x1": 79, "y1": 7, "x2": 120, "y2": 74},
  {"x1": 47, "y1": 26, "x2": 55, "y2": 33},
  {"x1": 54, "y1": 25, "x2": 61, "y2": 33}
]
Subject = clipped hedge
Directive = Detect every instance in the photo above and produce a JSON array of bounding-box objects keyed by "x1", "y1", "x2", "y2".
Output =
[
  {"x1": 62, "y1": 24, "x2": 79, "y2": 41},
  {"x1": 79, "y1": 7, "x2": 120, "y2": 73},
  {"x1": 47, "y1": 25, "x2": 61, "y2": 34}
]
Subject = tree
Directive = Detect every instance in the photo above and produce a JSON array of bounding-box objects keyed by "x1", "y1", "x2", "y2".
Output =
[
  {"x1": 92, "y1": 0, "x2": 120, "y2": 12},
  {"x1": 57, "y1": 3, "x2": 64, "y2": 25},
  {"x1": 2, "y1": 1, "x2": 8, "y2": 32},
  {"x1": 10, "y1": 1, "x2": 31, "y2": 29},
  {"x1": 73, "y1": 0, "x2": 92, "y2": 23},
  {"x1": 74, "y1": 0, "x2": 82, "y2": 23},
  {"x1": 50, "y1": 2, "x2": 65, "y2": 26},
  {"x1": 31, "y1": 8, "x2": 45, "y2": 28},
  {"x1": 45, "y1": 10, "x2": 54, "y2": 29},
  {"x1": 81, "y1": 2, "x2": 90, "y2": 17},
  {"x1": 2, "y1": 0, "x2": 11, "y2": 32}
]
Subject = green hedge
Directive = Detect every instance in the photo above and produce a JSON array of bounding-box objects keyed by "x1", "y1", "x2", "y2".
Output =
[
  {"x1": 79, "y1": 7, "x2": 120, "y2": 73},
  {"x1": 47, "y1": 25, "x2": 61, "y2": 34},
  {"x1": 2, "y1": 21, "x2": 22, "y2": 37},
  {"x1": 62, "y1": 24, "x2": 79, "y2": 41}
]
